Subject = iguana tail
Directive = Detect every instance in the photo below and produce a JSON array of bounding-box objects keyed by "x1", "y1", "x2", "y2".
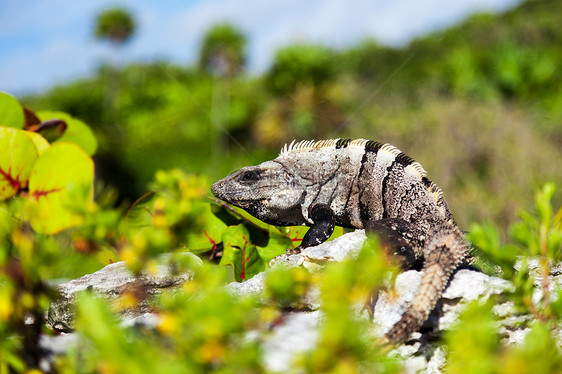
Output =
[{"x1": 384, "y1": 228, "x2": 469, "y2": 344}]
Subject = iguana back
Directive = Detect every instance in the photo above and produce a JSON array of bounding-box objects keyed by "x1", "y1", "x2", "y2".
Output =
[{"x1": 212, "y1": 138, "x2": 471, "y2": 343}]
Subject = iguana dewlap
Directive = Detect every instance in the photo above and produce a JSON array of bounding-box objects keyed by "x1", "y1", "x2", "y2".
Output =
[{"x1": 211, "y1": 138, "x2": 470, "y2": 343}]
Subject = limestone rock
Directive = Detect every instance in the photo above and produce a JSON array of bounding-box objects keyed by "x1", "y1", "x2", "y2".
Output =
[
  {"x1": 46, "y1": 255, "x2": 198, "y2": 332},
  {"x1": 43, "y1": 230, "x2": 531, "y2": 373},
  {"x1": 261, "y1": 311, "x2": 321, "y2": 372}
]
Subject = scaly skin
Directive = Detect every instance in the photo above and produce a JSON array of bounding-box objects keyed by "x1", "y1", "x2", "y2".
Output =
[{"x1": 212, "y1": 138, "x2": 471, "y2": 343}]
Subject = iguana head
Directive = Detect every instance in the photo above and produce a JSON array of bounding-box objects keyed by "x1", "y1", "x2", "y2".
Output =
[{"x1": 211, "y1": 161, "x2": 306, "y2": 226}]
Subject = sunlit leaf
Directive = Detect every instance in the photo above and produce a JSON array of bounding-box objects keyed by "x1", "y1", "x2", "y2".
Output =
[
  {"x1": 0, "y1": 92, "x2": 24, "y2": 128},
  {"x1": 22, "y1": 131, "x2": 50, "y2": 154},
  {"x1": 0, "y1": 127, "x2": 39, "y2": 200},
  {"x1": 255, "y1": 227, "x2": 292, "y2": 263},
  {"x1": 37, "y1": 110, "x2": 98, "y2": 155},
  {"x1": 219, "y1": 224, "x2": 264, "y2": 281},
  {"x1": 185, "y1": 203, "x2": 228, "y2": 252},
  {"x1": 26, "y1": 142, "x2": 94, "y2": 234}
]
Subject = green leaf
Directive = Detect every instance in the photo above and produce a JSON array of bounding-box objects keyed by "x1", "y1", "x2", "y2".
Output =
[
  {"x1": 501, "y1": 322, "x2": 562, "y2": 372},
  {"x1": 0, "y1": 127, "x2": 39, "y2": 200},
  {"x1": 444, "y1": 301, "x2": 499, "y2": 374},
  {"x1": 219, "y1": 224, "x2": 265, "y2": 281},
  {"x1": 25, "y1": 142, "x2": 94, "y2": 234},
  {"x1": 36, "y1": 110, "x2": 98, "y2": 155},
  {"x1": 0, "y1": 91, "x2": 24, "y2": 128},
  {"x1": 536, "y1": 183, "x2": 555, "y2": 227},
  {"x1": 256, "y1": 227, "x2": 292, "y2": 263},
  {"x1": 22, "y1": 131, "x2": 50, "y2": 154},
  {"x1": 265, "y1": 265, "x2": 312, "y2": 307},
  {"x1": 185, "y1": 203, "x2": 228, "y2": 252}
]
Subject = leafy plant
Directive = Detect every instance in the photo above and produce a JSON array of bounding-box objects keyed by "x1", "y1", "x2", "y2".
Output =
[
  {"x1": 469, "y1": 183, "x2": 562, "y2": 320},
  {"x1": 198, "y1": 23, "x2": 247, "y2": 77},
  {"x1": 3, "y1": 0, "x2": 562, "y2": 368},
  {"x1": 0, "y1": 91, "x2": 105, "y2": 369},
  {"x1": 0, "y1": 92, "x2": 96, "y2": 234},
  {"x1": 266, "y1": 44, "x2": 337, "y2": 95},
  {"x1": 445, "y1": 183, "x2": 562, "y2": 373}
]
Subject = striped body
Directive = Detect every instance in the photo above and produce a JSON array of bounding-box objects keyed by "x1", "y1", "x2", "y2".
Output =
[
  {"x1": 212, "y1": 138, "x2": 471, "y2": 343},
  {"x1": 277, "y1": 139, "x2": 451, "y2": 230}
]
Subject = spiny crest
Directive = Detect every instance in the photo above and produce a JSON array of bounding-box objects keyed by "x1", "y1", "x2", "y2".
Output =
[
  {"x1": 280, "y1": 138, "x2": 370, "y2": 155},
  {"x1": 410, "y1": 162, "x2": 427, "y2": 178},
  {"x1": 429, "y1": 181, "x2": 446, "y2": 207},
  {"x1": 280, "y1": 139, "x2": 336, "y2": 155},
  {"x1": 279, "y1": 138, "x2": 428, "y2": 178},
  {"x1": 379, "y1": 142, "x2": 399, "y2": 155},
  {"x1": 378, "y1": 143, "x2": 428, "y2": 179}
]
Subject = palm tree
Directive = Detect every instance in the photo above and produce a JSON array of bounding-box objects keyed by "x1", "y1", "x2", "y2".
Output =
[
  {"x1": 198, "y1": 23, "x2": 247, "y2": 78},
  {"x1": 93, "y1": 7, "x2": 137, "y2": 153},
  {"x1": 94, "y1": 7, "x2": 136, "y2": 46}
]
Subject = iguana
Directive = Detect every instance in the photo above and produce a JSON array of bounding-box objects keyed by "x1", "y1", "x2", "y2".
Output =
[{"x1": 211, "y1": 138, "x2": 470, "y2": 343}]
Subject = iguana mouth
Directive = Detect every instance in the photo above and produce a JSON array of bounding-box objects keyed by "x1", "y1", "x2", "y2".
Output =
[{"x1": 211, "y1": 183, "x2": 265, "y2": 206}]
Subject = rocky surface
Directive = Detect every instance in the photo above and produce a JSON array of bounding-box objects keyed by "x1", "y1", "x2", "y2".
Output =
[
  {"x1": 43, "y1": 230, "x2": 539, "y2": 373},
  {"x1": 46, "y1": 254, "x2": 199, "y2": 332}
]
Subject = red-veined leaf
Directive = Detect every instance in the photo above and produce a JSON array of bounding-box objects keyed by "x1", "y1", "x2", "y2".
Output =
[
  {"x1": 25, "y1": 142, "x2": 94, "y2": 234},
  {"x1": 36, "y1": 110, "x2": 98, "y2": 155},
  {"x1": 0, "y1": 127, "x2": 38, "y2": 200},
  {"x1": 219, "y1": 224, "x2": 265, "y2": 282}
]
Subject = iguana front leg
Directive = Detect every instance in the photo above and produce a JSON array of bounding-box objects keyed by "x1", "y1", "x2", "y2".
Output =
[{"x1": 288, "y1": 204, "x2": 335, "y2": 254}]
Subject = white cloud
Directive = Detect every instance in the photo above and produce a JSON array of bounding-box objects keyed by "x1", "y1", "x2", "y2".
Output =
[{"x1": 0, "y1": 0, "x2": 522, "y2": 95}]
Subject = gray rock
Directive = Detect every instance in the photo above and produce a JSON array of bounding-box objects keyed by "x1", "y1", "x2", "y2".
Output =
[
  {"x1": 44, "y1": 230, "x2": 545, "y2": 374},
  {"x1": 46, "y1": 254, "x2": 200, "y2": 332},
  {"x1": 299, "y1": 229, "x2": 367, "y2": 264},
  {"x1": 379, "y1": 268, "x2": 510, "y2": 374},
  {"x1": 39, "y1": 333, "x2": 79, "y2": 372},
  {"x1": 229, "y1": 230, "x2": 368, "y2": 310},
  {"x1": 226, "y1": 272, "x2": 266, "y2": 298},
  {"x1": 255, "y1": 232, "x2": 513, "y2": 373},
  {"x1": 262, "y1": 311, "x2": 321, "y2": 372},
  {"x1": 268, "y1": 229, "x2": 368, "y2": 268}
]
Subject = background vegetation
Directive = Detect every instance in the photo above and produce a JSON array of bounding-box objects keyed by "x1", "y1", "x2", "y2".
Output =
[
  {"x1": 1, "y1": 0, "x2": 561, "y2": 372},
  {"x1": 24, "y1": 0, "x2": 562, "y2": 235}
]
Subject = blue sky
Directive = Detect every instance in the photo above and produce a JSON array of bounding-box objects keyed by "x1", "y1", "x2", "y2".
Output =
[{"x1": 0, "y1": 0, "x2": 522, "y2": 95}]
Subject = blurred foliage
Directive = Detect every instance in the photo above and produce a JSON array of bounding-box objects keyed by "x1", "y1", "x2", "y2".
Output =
[
  {"x1": 446, "y1": 183, "x2": 562, "y2": 373},
  {"x1": 7, "y1": 1, "x2": 562, "y2": 369},
  {"x1": 198, "y1": 23, "x2": 247, "y2": 77},
  {"x1": 266, "y1": 44, "x2": 337, "y2": 95},
  {"x1": 254, "y1": 44, "x2": 345, "y2": 147},
  {"x1": 298, "y1": 239, "x2": 401, "y2": 373},
  {"x1": 94, "y1": 7, "x2": 136, "y2": 45},
  {"x1": 469, "y1": 183, "x2": 562, "y2": 321},
  {"x1": 2, "y1": 20, "x2": 562, "y2": 369},
  {"x1": 24, "y1": 0, "x2": 562, "y2": 237},
  {"x1": 0, "y1": 94, "x2": 395, "y2": 372}
]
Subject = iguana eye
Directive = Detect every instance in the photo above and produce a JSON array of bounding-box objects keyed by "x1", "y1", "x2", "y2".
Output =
[{"x1": 239, "y1": 170, "x2": 259, "y2": 182}]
